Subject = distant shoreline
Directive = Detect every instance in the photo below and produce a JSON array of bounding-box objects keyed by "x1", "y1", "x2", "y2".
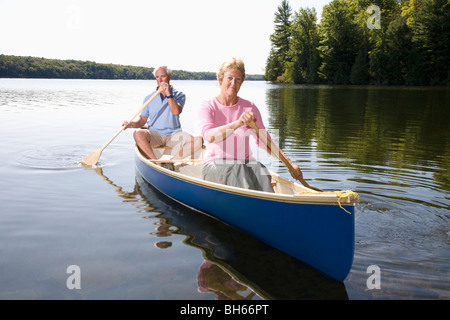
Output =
[{"x1": 0, "y1": 54, "x2": 264, "y2": 81}]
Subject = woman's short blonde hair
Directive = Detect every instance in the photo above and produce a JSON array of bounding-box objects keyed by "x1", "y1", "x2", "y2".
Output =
[{"x1": 217, "y1": 57, "x2": 246, "y2": 84}]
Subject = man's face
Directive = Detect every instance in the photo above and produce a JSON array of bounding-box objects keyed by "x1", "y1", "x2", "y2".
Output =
[{"x1": 155, "y1": 68, "x2": 171, "y2": 86}]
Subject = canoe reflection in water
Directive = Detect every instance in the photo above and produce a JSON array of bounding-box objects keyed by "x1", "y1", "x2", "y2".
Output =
[{"x1": 94, "y1": 167, "x2": 349, "y2": 299}]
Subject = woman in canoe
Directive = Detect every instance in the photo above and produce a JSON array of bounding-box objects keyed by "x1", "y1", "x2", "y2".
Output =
[{"x1": 198, "y1": 57, "x2": 303, "y2": 192}]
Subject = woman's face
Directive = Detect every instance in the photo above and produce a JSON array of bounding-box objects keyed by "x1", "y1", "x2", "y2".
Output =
[{"x1": 220, "y1": 70, "x2": 244, "y2": 97}]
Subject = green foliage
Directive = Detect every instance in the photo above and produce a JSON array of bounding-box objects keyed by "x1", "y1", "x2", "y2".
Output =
[
  {"x1": 265, "y1": 0, "x2": 293, "y2": 81},
  {"x1": 0, "y1": 55, "x2": 155, "y2": 80},
  {"x1": 265, "y1": 0, "x2": 450, "y2": 85},
  {"x1": 285, "y1": 8, "x2": 321, "y2": 83},
  {"x1": 0, "y1": 55, "x2": 264, "y2": 81},
  {"x1": 412, "y1": 0, "x2": 450, "y2": 85},
  {"x1": 319, "y1": 0, "x2": 363, "y2": 84}
]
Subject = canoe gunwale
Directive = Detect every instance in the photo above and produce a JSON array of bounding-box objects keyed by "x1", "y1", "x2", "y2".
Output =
[{"x1": 136, "y1": 148, "x2": 359, "y2": 207}]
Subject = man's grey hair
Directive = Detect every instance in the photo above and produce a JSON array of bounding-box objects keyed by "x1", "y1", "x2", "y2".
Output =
[{"x1": 153, "y1": 66, "x2": 172, "y2": 77}]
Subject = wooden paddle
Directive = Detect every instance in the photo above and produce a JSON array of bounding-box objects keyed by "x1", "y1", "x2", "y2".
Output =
[
  {"x1": 80, "y1": 88, "x2": 163, "y2": 166},
  {"x1": 248, "y1": 121, "x2": 322, "y2": 192}
]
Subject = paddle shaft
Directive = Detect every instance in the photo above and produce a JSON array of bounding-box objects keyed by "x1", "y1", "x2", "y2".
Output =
[
  {"x1": 248, "y1": 122, "x2": 322, "y2": 192},
  {"x1": 80, "y1": 88, "x2": 162, "y2": 166},
  {"x1": 100, "y1": 88, "x2": 163, "y2": 151}
]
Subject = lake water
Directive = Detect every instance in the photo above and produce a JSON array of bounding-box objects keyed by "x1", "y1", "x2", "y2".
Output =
[{"x1": 0, "y1": 79, "x2": 449, "y2": 300}]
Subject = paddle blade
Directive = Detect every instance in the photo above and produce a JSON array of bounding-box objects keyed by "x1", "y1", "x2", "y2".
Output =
[{"x1": 80, "y1": 149, "x2": 102, "y2": 166}]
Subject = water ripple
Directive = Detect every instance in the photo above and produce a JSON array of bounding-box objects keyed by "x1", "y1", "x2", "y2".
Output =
[{"x1": 16, "y1": 146, "x2": 104, "y2": 170}]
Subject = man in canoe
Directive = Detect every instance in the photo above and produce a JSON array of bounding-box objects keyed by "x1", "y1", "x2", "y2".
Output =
[
  {"x1": 122, "y1": 66, "x2": 202, "y2": 165},
  {"x1": 198, "y1": 57, "x2": 303, "y2": 192}
]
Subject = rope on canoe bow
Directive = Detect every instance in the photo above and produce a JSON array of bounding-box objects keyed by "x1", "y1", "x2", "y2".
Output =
[
  {"x1": 335, "y1": 190, "x2": 360, "y2": 214},
  {"x1": 296, "y1": 190, "x2": 360, "y2": 214}
]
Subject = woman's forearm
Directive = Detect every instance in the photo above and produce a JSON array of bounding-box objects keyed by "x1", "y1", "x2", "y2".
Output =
[{"x1": 205, "y1": 119, "x2": 244, "y2": 143}]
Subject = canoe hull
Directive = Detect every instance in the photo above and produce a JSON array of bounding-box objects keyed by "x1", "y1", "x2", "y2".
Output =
[{"x1": 136, "y1": 154, "x2": 355, "y2": 281}]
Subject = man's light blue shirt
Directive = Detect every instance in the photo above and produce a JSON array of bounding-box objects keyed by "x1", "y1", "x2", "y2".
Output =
[{"x1": 140, "y1": 86, "x2": 186, "y2": 136}]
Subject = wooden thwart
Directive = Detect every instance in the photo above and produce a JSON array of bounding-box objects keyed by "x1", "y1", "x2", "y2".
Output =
[{"x1": 149, "y1": 159, "x2": 203, "y2": 163}]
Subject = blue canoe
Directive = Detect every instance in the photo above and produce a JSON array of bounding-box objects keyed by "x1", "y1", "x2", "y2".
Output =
[{"x1": 135, "y1": 148, "x2": 359, "y2": 281}]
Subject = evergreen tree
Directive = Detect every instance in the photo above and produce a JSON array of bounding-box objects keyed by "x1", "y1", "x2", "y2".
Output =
[
  {"x1": 263, "y1": 0, "x2": 449, "y2": 85},
  {"x1": 318, "y1": 0, "x2": 362, "y2": 84},
  {"x1": 265, "y1": 0, "x2": 292, "y2": 81},
  {"x1": 413, "y1": 0, "x2": 450, "y2": 85},
  {"x1": 285, "y1": 8, "x2": 321, "y2": 83},
  {"x1": 350, "y1": 50, "x2": 369, "y2": 84}
]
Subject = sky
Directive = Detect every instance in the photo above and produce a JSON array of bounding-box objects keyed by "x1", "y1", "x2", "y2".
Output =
[{"x1": 0, "y1": 0, "x2": 330, "y2": 75}]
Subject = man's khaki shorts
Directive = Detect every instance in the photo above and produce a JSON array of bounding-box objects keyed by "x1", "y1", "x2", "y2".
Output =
[{"x1": 148, "y1": 129, "x2": 190, "y2": 156}]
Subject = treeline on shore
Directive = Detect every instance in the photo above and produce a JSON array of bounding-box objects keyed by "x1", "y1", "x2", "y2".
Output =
[
  {"x1": 0, "y1": 55, "x2": 263, "y2": 81},
  {"x1": 265, "y1": 0, "x2": 449, "y2": 85}
]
